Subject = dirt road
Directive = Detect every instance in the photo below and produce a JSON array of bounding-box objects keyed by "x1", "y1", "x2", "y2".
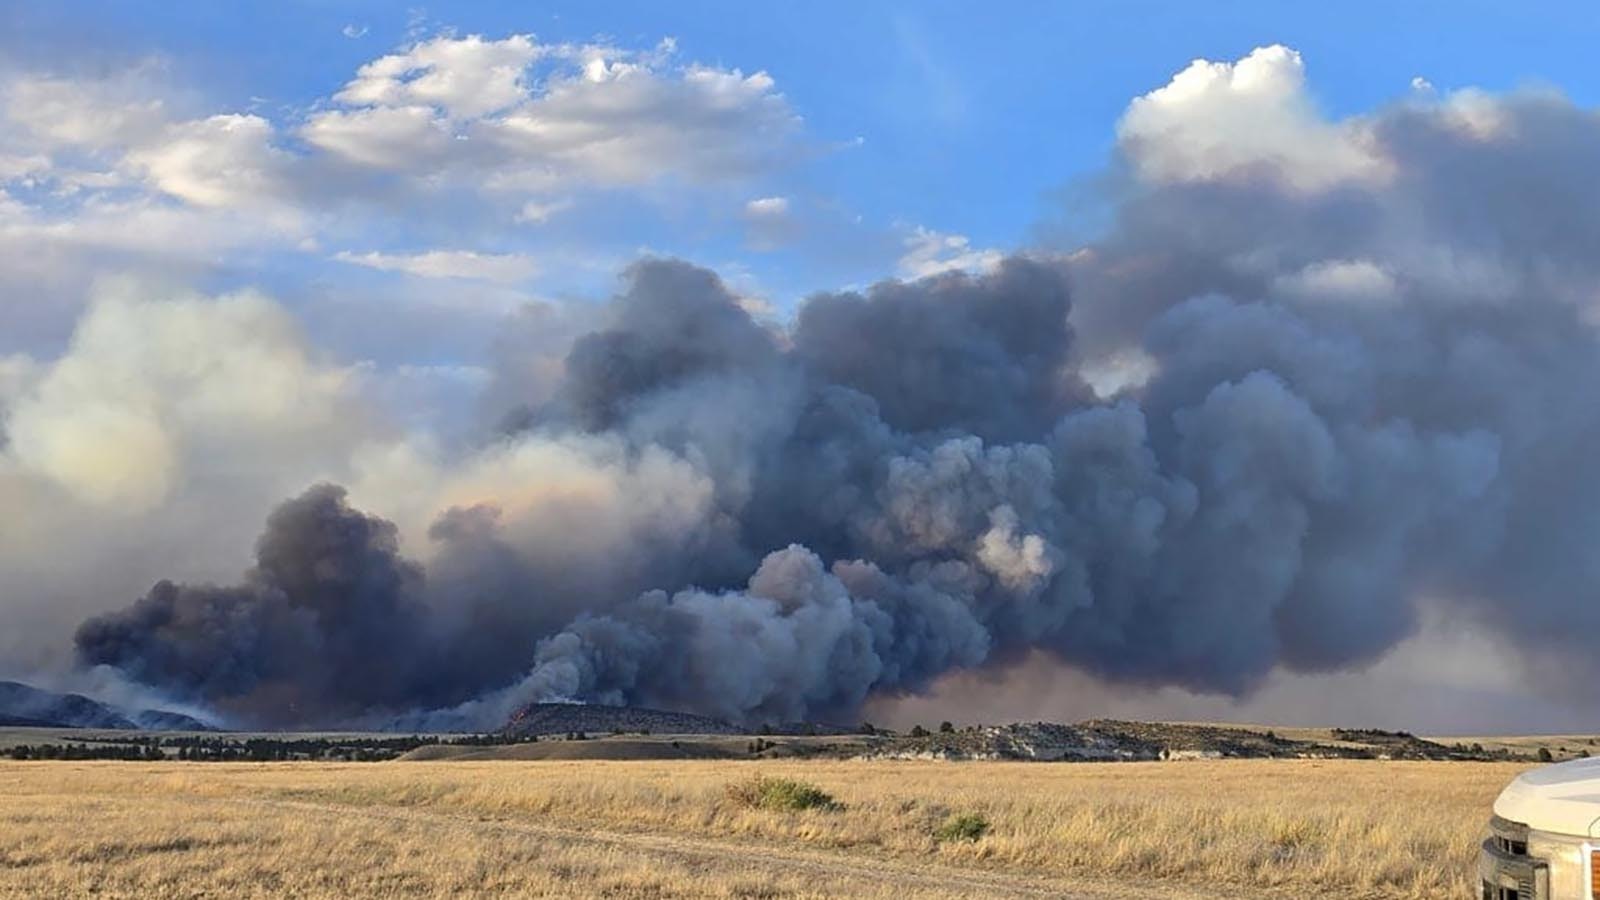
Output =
[
  {"x1": 0, "y1": 776, "x2": 1285, "y2": 899},
  {"x1": 243, "y1": 795, "x2": 1250, "y2": 900}
]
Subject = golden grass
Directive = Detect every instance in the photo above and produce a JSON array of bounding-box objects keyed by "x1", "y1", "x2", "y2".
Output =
[{"x1": 0, "y1": 758, "x2": 1528, "y2": 898}]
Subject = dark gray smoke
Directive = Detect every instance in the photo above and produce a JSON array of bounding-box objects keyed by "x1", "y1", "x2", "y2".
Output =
[
  {"x1": 560, "y1": 260, "x2": 784, "y2": 431},
  {"x1": 73, "y1": 87, "x2": 1600, "y2": 730},
  {"x1": 75, "y1": 485, "x2": 445, "y2": 725},
  {"x1": 794, "y1": 259, "x2": 1085, "y2": 442}
]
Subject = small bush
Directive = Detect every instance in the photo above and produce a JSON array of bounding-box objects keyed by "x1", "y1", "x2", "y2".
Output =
[
  {"x1": 934, "y1": 812, "x2": 990, "y2": 842},
  {"x1": 725, "y1": 777, "x2": 839, "y2": 812}
]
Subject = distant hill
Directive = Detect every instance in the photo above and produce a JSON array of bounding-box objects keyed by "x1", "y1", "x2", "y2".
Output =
[
  {"x1": 0, "y1": 715, "x2": 57, "y2": 728},
  {"x1": 503, "y1": 702, "x2": 742, "y2": 738},
  {"x1": 866, "y1": 720, "x2": 1524, "y2": 762},
  {"x1": 0, "y1": 680, "x2": 212, "y2": 731},
  {"x1": 475, "y1": 709, "x2": 1539, "y2": 763},
  {"x1": 128, "y1": 709, "x2": 214, "y2": 732}
]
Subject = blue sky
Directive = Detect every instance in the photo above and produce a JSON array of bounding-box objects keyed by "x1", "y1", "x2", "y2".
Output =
[{"x1": 4, "y1": 0, "x2": 1599, "y2": 355}]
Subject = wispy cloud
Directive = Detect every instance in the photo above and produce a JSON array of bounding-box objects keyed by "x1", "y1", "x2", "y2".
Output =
[
  {"x1": 333, "y1": 249, "x2": 538, "y2": 283},
  {"x1": 896, "y1": 226, "x2": 1001, "y2": 279}
]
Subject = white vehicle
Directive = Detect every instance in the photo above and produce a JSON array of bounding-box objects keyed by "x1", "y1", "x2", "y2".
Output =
[{"x1": 1482, "y1": 757, "x2": 1600, "y2": 898}]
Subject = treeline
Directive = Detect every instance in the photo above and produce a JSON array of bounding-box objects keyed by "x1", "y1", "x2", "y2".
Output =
[
  {"x1": 2, "y1": 732, "x2": 542, "y2": 762},
  {"x1": 165, "y1": 736, "x2": 438, "y2": 762},
  {"x1": 5, "y1": 742, "x2": 166, "y2": 761}
]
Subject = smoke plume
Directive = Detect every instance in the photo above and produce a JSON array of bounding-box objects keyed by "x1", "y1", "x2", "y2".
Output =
[{"x1": 44, "y1": 47, "x2": 1600, "y2": 730}]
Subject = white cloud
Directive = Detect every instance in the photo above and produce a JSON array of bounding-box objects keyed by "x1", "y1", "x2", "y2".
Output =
[
  {"x1": 341, "y1": 24, "x2": 369, "y2": 39},
  {"x1": 740, "y1": 195, "x2": 798, "y2": 250},
  {"x1": 334, "y1": 249, "x2": 538, "y2": 283},
  {"x1": 0, "y1": 186, "x2": 315, "y2": 351},
  {"x1": 3, "y1": 73, "x2": 168, "y2": 152},
  {"x1": 124, "y1": 113, "x2": 291, "y2": 208},
  {"x1": 488, "y1": 62, "x2": 795, "y2": 185},
  {"x1": 897, "y1": 226, "x2": 1002, "y2": 280},
  {"x1": 0, "y1": 68, "x2": 306, "y2": 338},
  {"x1": 515, "y1": 197, "x2": 571, "y2": 224},
  {"x1": 299, "y1": 104, "x2": 454, "y2": 170},
  {"x1": 304, "y1": 35, "x2": 801, "y2": 189},
  {"x1": 0, "y1": 30, "x2": 811, "y2": 313},
  {"x1": 336, "y1": 34, "x2": 541, "y2": 119},
  {"x1": 1118, "y1": 45, "x2": 1387, "y2": 192},
  {"x1": 0, "y1": 32, "x2": 812, "y2": 361},
  {"x1": 1, "y1": 195, "x2": 297, "y2": 258},
  {"x1": 0, "y1": 153, "x2": 49, "y2": 182},
  {"x1": 744, "y1": 196, "x2": 789, "y2": 217}
]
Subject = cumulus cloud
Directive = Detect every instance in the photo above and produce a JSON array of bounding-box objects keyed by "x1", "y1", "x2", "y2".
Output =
[
  {"x1": 0, "y1": 66, "x2": 318, "y2": 348},
  {"x1": 1, "y1": 31, "x2": 803, "y2": 210},
  {"x1": 300, "y1": 104, "x2": 455, "y2": 171},
  {"x1": 3, "y1": 71, "x2": 168, "y2": 152},
  {"x1": 2, "y1": 67, "x2": 298, "y2": 216},
  {"x1": 125, "y1": 114, "x2": 292, "y2": 209},
  {"x1": 335, "y1": 34, "x2": 542, "y2": 119},
  {"x1": 303, "y1": 34, "x2": 801, "y2": 189},
  {"x1": 0, "y1": 30, "x2": 813, "y2": 353},
  {"x1": 1117, "y1": 45, "x2": 1388, "y2": 191}
]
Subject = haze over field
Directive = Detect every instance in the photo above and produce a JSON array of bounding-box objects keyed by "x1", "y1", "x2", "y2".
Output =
[{"x1": 4, "y1": 3, "x2": 1600, "y2": 733}]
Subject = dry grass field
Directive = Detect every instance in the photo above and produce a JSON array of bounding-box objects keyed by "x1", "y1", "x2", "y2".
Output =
[{"x1": 0, "y1": 758, "x2": 1528, "y2": 899}]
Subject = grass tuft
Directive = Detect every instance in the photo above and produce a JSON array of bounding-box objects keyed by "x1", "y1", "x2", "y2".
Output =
[
  {"x1": 725, "y1": 776, "x2": 839, "y2": 812},
  {"x1": 933, "y1": 812, "x2": 990, "y2": 843}
]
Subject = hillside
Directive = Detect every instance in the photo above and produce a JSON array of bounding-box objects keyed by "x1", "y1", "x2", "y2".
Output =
[
  {"x1": 481, "y1": 706, "x2": 1542, "y2": 762},
  {"x1": 867, "y1": 721, "x2": 1519, "y2": 762},
  {"x1": 0, "y1": 680, "x2": 212, "y2": 731}
]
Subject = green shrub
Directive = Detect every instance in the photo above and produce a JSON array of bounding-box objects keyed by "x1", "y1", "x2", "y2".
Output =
[
  {"x1": 725, "y1": 776, "x2": 839, "y2": 812},
  {"x1": 934, "y1": 812, "x2": 990, "y2": 842}
]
